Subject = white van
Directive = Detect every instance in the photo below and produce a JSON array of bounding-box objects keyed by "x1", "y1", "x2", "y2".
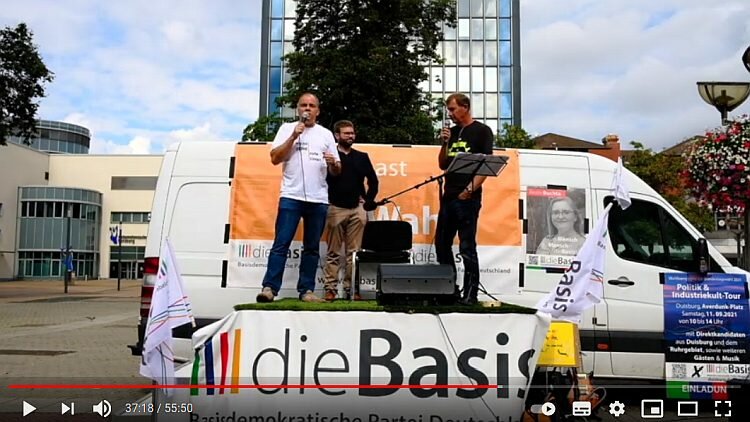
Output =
[{"x1": 129, "y1": 141, "x2": 748, "y2": 382}]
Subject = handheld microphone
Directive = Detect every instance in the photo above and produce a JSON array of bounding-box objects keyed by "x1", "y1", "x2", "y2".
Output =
[
  {"x1": 301, "y1": 112, "x2": 310, "y2": 123},
  {"x1": 444, "y1": 118, "x2": 452, "y2": 128}
]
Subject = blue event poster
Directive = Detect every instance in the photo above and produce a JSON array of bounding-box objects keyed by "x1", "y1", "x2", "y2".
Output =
[{"x1": 663, "y1": 273, "x2": 750, "y2": 399}]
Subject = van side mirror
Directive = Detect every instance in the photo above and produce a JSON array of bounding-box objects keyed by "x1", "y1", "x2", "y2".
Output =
[{"x1": 696, "y1": 238, "x2": 709, "y2": 274}]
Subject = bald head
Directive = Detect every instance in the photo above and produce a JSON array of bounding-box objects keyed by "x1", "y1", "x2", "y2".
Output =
[{"x1": 297, "y1": 92, "x2": 320, "y2": 126}]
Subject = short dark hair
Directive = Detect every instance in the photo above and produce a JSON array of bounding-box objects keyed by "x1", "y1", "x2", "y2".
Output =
[
  {"x1": 446, "y1": 93, "x2": 470, "y2": 110},
  {"x1": 333, "y1": 120, "x2": 354, "y2": 134}
]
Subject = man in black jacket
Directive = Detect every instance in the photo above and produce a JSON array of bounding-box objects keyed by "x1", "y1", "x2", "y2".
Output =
[{"x1": 323, "y1": 120, "x2": 379, "y2": 300}]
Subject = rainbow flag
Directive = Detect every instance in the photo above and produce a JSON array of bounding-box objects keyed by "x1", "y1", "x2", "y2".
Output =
[{"x1": 191, "y1": 328, "x2": 243, "y2": 396}]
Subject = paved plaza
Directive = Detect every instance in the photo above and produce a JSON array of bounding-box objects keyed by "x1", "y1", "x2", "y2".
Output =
[{"x1": 0, "y1": 278, "x2": 149, "y2": 420}]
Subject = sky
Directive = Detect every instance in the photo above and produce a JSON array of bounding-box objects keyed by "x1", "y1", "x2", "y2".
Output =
[{"x1": 1, "y1": 0, "x2": 749, "y2": 154}]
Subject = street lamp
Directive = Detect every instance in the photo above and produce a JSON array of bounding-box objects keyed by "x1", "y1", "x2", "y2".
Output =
[{"x1": 696, "y1": 82, "x2": 750, "y2": 125}]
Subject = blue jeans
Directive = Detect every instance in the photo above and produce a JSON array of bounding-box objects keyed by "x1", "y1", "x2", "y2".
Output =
[
  {"x1": 434, "y1": 198, "x2": 481, "y2": 289},
  {"x1": 262, "y1": 197, "x2": 328, "y2": 296}
]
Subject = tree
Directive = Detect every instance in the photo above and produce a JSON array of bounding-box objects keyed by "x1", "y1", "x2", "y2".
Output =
[
  {"x1": 495, "y1": 123, "x2": 534, "y2": 148},
  {"x1": 278, "y1": 0, "x2": 456, "y2": 145},
  {"x1": 625, "y1": 141, "x2": 714, "y2": 232},
  {"x1": 242, "y1": 113, "x2": 291, "y2": 143},
  {"x1": 684, "y1": 115, "x2": 750, "y2": 268},
  {"x1": 0, "y1": 23, "x2": 54, "y2": 146}
]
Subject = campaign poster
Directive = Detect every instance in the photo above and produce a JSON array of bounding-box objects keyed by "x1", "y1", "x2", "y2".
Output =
[
  {"x1": 663, "y1": 272, "x2": 750, "y2": 399},
  {"x1": 525, "y1": 187, "x2": 586, "y2": 269}
]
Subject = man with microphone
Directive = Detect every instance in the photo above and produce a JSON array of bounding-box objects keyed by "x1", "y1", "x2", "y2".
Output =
[
  {"x1": 436, "y1": 93, "x2": 494, "y2": 305},
  {"x1": 257, "y1": 92, "x2": 341, "y2": 303}
]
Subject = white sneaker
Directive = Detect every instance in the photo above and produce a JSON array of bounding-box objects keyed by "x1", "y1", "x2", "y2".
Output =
[{"x1": 300, "y1": 290, "x2": 325, "y2": 303}]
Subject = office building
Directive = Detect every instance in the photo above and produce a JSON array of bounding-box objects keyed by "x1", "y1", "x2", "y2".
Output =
[
  {"x1": 0, "y1": 122, "x2": 160, "y2": 280},
  {"x1": 259, "y1": 0, "x2": 521, "y2": 133},
  {"x1": 7, "y1": 119, "x2": 91, "y2": 154}
]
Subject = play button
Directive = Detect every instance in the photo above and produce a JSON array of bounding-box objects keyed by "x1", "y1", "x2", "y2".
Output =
[
  {"x1": 22, "y1": 401, "x2": 36, "y2": 416},
  {"x1": 541, "y1": 402, "x2": 556, "y2": 416}
]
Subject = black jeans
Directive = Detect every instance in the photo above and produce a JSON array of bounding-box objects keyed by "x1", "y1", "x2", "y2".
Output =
[{"x1": 434, "y1": 198, "x2": 481, "y2": 290}]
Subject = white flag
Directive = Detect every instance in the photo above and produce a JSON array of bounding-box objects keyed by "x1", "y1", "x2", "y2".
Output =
[
  {"x1": 612, "y1": 158, "x2": 631, "y2": 210},
  {"x1": 140, "y1": 238, "x2": 194, "y2": 395},
  {"x1": 536, "y1": 203, "x2": 612, "y2": 323}
]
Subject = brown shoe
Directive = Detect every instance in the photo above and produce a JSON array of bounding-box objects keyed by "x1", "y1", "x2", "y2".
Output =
[
  {"x1": 345, "y1": 290, "x2": 363, "y2": 301},
  {"x1": 324, "y1": 290, "x2": 337, "y2": 301},
  {"x1": 300, "y1": 290, "x2": 325, "y2": 303},
  {"x1": 256, "y1": 287, "x2": 274, "y2": 303}
]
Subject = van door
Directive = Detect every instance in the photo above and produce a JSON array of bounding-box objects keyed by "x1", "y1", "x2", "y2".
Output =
[
  {"x1": 516, "y1": 152, "x2": 612, "y2": 376},
  {"x1": 594, "y1": 190, "x2": 707, "y2": 379}
]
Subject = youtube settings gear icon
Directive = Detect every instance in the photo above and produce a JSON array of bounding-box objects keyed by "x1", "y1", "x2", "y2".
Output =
[{"x1": 609, "y1": 401, "x2": 625, "y2": 417}]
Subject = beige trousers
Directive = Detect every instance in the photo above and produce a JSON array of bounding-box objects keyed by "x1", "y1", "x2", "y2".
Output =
[{"x1": 323, "y1": 204, "x2": 367, "y2": 292}]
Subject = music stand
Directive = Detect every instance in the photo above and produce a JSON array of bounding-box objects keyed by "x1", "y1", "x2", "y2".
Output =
[
  {"x1": 446, "y1": 152, "x2": 508, "y2": 178},
  {"x1": 373, "y1": 153, "x2": 510, "y2": 207}
]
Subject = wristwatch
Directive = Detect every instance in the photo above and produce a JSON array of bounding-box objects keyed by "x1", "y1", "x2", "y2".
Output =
[{"x1": 464, "y1": 186, "x2": 473, "y2": 194}]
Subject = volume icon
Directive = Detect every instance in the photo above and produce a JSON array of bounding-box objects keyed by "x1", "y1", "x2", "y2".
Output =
[{"x1": 92, "y1": 400, "x2": 111, "y2": 417}]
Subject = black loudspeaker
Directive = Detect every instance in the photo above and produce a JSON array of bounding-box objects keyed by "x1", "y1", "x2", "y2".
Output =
[
  {"x1": 377, "y1": 264, "x2": 457, "y2": 306},
  {"x1": 361, "y1": 221, "x2": 412, "y2": 252}
]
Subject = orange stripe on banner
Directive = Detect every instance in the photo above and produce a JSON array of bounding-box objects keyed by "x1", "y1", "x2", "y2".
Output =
[
  {"x1": 229, "y1": 144, "x2": 521, "y2": 246},
  {"x1": 231, "y1": 328, "x2": 241, "y2": 394}
]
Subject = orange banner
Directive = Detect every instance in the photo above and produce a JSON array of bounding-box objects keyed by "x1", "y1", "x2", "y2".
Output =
[{"x1": 230, "y1": 143, "x2": 521, "y2": 246}]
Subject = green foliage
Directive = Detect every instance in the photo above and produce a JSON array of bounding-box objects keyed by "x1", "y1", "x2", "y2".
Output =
[
  {"x1": 242, "y1": 113, "x2": 291, "y2": 142},
  {"x1": 626, "y1": 141, "x2": 682, "y2": 194},
  {"x1": 235, "y1": 298, "x2": 535, "y2": 314},
  {"x1": 495, "y1": 122, "x2": 534, "y2": 148},
  {"x1": 278, "y1": 0, "x2": 456, "y2": 145},
  {"x1": 672, "y1": 198, "x2": 715, "y2": 233},
  {"x1": 625, "y1": 141, "x2": 714, "y2": 232},
  {"x1": 0, "y1": 23, "x2": 53, "y2": 146}
]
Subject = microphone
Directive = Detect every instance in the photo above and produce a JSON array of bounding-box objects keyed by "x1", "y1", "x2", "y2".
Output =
[{"x1": 301, "y1": 112, "x2": 310, "y2": 123}]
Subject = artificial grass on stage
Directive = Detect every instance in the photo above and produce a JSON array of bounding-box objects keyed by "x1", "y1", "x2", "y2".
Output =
[{"x1": 235, "y1": 298, "x2": 536, "y2": 314}]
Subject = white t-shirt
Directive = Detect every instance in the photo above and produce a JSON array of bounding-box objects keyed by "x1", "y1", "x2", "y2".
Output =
[{"x1": 271, "y1": 122, "x2": 340, "y2": 204}]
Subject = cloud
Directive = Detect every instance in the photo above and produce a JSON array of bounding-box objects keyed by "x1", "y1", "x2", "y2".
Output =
[
  {"x1": 521, "y1": 0, "x2": 750, "y2": 149},
  {"x1": 2, "y1": 0, "x2": 262, "y2": 154},
  {"x1": 89, "y1": 135, "x2": 152, "y2": 155}
]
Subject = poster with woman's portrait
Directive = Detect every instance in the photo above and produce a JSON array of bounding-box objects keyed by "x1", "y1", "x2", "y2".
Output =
[{"x1": 526, "y1": 187, "x2": 587, "y2": 269}]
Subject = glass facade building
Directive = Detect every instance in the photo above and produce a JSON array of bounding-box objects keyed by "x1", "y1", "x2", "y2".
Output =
[
  {"x1": 16, "y1": 186, "x2": 102, "y2": 279},
  {"x1": 7, "y1": 120, "x2": 91, "y2": 154},
  {"x1": 259, "y1": 0, "x2": 521, "y2": 133}
]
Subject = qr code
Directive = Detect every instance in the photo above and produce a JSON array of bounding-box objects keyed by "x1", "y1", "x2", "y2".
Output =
[{"x1": 672, "y1": 363, "x2": 687, "y2": 379}]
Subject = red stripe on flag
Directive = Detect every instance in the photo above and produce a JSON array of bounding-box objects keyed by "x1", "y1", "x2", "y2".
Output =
[{"x1": 220, "y1": 332, "x2": 229, "y2": 394}]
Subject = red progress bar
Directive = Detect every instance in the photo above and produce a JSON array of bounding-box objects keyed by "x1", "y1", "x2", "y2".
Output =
[{"x1": 8, "y1": 384, "x2": 500, "y2": 390}]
